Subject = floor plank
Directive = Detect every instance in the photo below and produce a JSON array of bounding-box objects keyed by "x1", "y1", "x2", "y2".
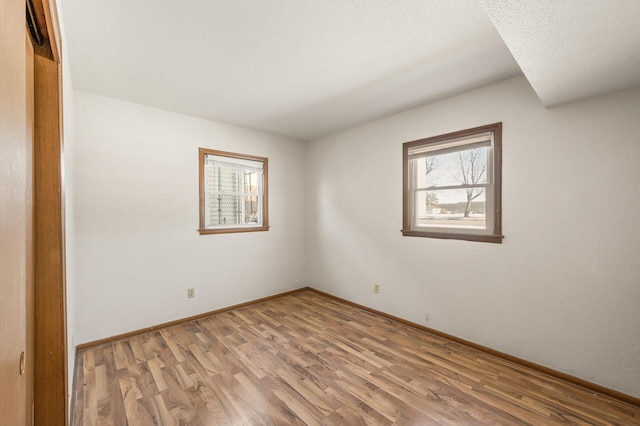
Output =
[{"x1": 72, "y1": 290, "x2": 640, "y2": 425}]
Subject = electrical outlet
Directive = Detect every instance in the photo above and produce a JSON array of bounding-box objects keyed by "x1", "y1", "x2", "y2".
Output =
[
  {"x1": 187, "y1": 288, "x2": 195, "y2": 298},
  {"x1": 424, "y1": 312, "x2": 431, "y2": 323},
  {"x1": 373, "y1": 284, "x2": 380, "y2": 294}
]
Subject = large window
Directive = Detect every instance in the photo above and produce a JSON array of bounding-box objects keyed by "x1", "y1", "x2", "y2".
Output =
[
  {"x1": 199, "y1": 148, "x2": 269, "y2": 234},
  {"x1": 402, "y1": 123, "x2": 503, "y2": 243}
]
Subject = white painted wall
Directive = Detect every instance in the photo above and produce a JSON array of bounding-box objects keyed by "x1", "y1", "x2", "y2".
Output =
[
  {"x1": 306, "y1": 76, "x2": 640, "y2": 397},
  {"x1": 57, "y1": 3, "x2": 77, "y2": 415},
  {"x1": 72, "y1": 92, "x2": 307, "y2": 344}
]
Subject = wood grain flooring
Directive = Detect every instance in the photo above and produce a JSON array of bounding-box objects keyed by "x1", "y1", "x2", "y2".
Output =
[{"x1": 72, "y1": 290, "x2": 640, "y2": 425}]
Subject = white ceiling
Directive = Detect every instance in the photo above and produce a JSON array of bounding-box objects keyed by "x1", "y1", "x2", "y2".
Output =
[
  {"x1": 61, "y1": 0, "x2": 640, "y2": 141},
  {"x1": 480, "y1": 0, "x2": 640, "y2": 107}
]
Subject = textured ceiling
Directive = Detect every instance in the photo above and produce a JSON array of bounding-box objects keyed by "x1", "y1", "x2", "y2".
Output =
[
  {"x1": 480, "y1": 0, "x2": 640, "y2": 107},
  {"x1": 61, "y1": 0, "x2": 640, "y2": 141}
]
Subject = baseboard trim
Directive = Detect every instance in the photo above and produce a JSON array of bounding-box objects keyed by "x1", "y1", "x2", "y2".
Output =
[
  {"x1": 306, "y1": 287, "x2": 640, "y2": 408},
  {"x1": 74, "y1": 285, "x2": 639, "y2": 408},
  {"x1": 75, "y1": 287, "x2": 307, "y2": 352}
]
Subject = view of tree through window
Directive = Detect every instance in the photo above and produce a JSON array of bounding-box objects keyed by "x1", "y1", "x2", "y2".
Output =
[
  {"x1": 402, "y1": 123, "x2": 503, "y2": 243},
  {"x1": 416, "y1": 145, "x2": 488, "y2": 229}
]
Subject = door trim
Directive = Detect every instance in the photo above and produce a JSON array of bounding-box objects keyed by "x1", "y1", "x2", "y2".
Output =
[{"x1": 30, "y1": 0, "x2": 67, "y2": 424}]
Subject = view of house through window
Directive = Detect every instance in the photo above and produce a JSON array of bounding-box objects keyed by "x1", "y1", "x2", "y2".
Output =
[
  {"x1": 210, "y1": 163, "x2": 259, "y2": 226},
  {"x1": 402, "y1": 123, "x2": 503, "y2": 243},
  {"x1": 199, "y1": 148, "x2": 269, "y2": 234}
]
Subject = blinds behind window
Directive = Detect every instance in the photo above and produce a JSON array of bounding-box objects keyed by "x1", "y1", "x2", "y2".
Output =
[
  {"x1": 408, "y1": 132, "x2": 492, "y2": 159},
  {"x1": 205, "y1": 154, "x2": 263, "y2": 171}
]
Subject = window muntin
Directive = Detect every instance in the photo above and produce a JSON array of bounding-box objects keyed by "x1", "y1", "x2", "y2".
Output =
[
  {"x1": 199, "y1": 149, "x2": 269, "y2": 234},
  {"x1": 402, "y1": 123, "x2": 502, "y2": 243}
]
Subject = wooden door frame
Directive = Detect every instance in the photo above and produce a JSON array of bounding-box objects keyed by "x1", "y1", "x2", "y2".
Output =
[{"x1": 29, "y1": 0, "x2": 68, "y2": 424}]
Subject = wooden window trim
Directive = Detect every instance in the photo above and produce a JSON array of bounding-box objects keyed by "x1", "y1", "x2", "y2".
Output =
[
  {"x1": 198, "y1": 148, "x2": 269, "y2": 235},
  {"x1": 402, "y1": 122, "x2": 503, "y2": 243}
]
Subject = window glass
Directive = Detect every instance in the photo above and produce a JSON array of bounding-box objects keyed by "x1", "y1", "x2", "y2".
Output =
[
  {"x1": 199, "y1": 149, "x2": 269, "y2": 234},
  {"x1": 402, "y1": 123, "x2": 502, "y2": 243}
]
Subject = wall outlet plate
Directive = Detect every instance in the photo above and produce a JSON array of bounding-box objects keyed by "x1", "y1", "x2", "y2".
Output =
[{"x1": 187, "y1": 288, "x2": 195, "y2": 298}]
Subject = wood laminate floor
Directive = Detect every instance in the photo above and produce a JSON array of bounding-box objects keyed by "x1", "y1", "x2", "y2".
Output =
[{"x1": 72, "y1": 289, "x2": 640, "y2": 425}]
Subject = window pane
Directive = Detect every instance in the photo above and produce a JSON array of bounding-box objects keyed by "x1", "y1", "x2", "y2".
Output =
[
  {"x1": 214, "y1": 165, "x2": 240, "y2": 193},
  {"x1": 244, "y1": 171, "x2": 259, "y2": 194},
  {"x1": 209, "y1": 194, "x2": 241, "y2": 225},
  {"x1": 200, "y1": 148, "x2": 269, "y2": 234},
  {"x1": 416, "y1": 147, "x2": 488, "y2": 188},
  {"x1": 415, "y1": 188, "x2": 486, "y2": 229},
  {"x1": 244, "y1": 196, "x2": 259, "y2": 223},
  {"x1": 208, "y1": 195, "x2": 262, "y2": 226}
]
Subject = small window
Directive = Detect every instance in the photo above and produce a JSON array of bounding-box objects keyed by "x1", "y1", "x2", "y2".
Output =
[
  {"x1": 199, "y1": 148, "x2": 269, "y2": 234},
  {"x1": 402, "y1": 123, "x2": 503, "y2": 243}
]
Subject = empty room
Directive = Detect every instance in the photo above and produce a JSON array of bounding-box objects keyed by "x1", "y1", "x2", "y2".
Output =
[{"x1": 2, "y1": 0, "x2": 640, "y2": 425}]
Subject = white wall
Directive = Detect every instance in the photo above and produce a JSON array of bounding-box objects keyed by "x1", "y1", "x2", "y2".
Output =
[
  {"x1": 306, "y1": 76, "x2": 640, "y2": 397},
  {"x1": 73, "y1": 92, "x2": 307, "y2": 344},
  {"x1": 57, "y1": 2, "x2": 77, "y2": 414}
]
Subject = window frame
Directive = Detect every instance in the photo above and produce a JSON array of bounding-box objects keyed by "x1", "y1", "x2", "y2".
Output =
[
  {"x1": 402, "y1": 122, "x2": 503, "y2": 243},
  {"x1": 199, "y1": 148, "x2": 269, "y2": 235}
]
